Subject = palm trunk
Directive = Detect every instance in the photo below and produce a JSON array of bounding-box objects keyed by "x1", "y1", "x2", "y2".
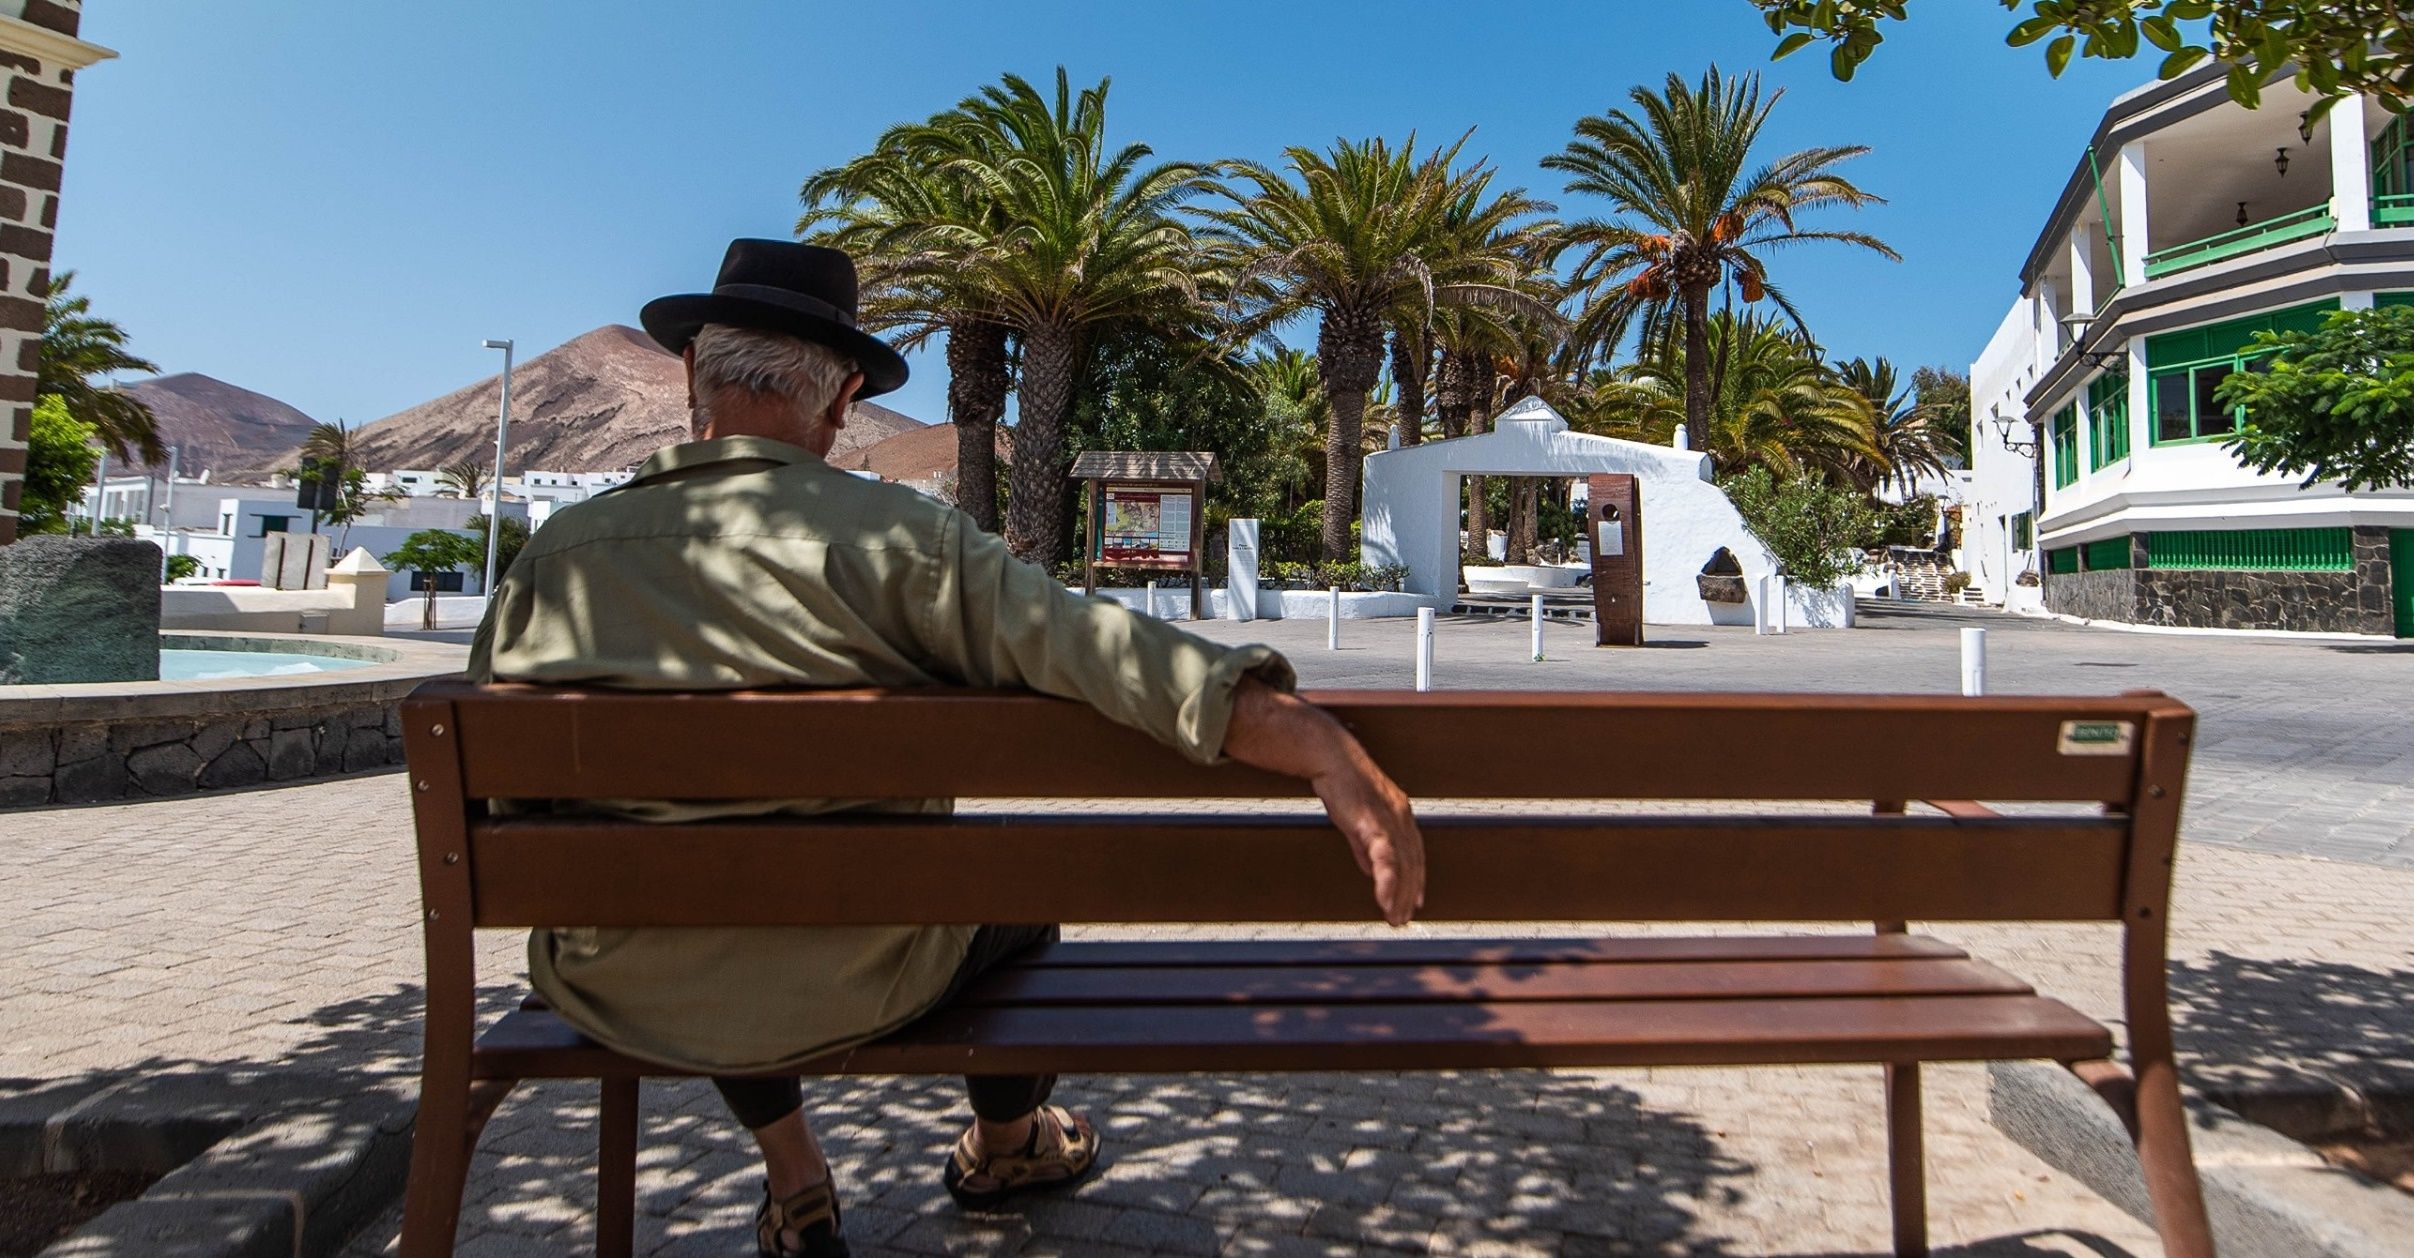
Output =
[
  {"x1": 1463, "y1": 355, "x2": 1498, "y2": 560},
  {"x1": 1507, "y1": 479, "x2": 1538, "y2": 564},
  {"x1": 1003, "y1": 320, "x2": 1079, "y2": 565},
  {"x1": 1316, "y1": 307, "x2": 1385, "y2": 562},
  {"x1": 1389, "y1": 326, "x2": 1428, "y2": 446},
  {"x1": 945, "y1": 317, "x2": 1011, "y2": 532},
  {"x1": 1682, "y1": 285, "x2": 1714, "y2": 454},
  {"x1": 1435, "y1": 349, "x2": 1469, "y2": 441}
]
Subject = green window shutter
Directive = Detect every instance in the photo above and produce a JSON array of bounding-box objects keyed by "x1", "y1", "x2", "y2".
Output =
[
  {"x1": 2051, "y1": 406, "x2": 2081, "y2": 488},
  {"x1": 2012, "y1": 511, "x2": 2034, "y2": 549},
  {"x1": 2081, "y1": 537, "x2": 2131, "y2": 570},
  {"x1": 2379, "y1": 292, "x2": 2414, "y2": 309},
  {"x1": 2086, "y1": 373, "x2": 2130, "y2": 469},
  {"x1": 2046, "y1": 547, "x2": 2080, "y2": 575},
  {"x1": 2145, "y1": 300, "x2": 2342, "y2": 370},
  {"x1": 2143, "y1": 528, "x2": 2354, "y2": 571}
]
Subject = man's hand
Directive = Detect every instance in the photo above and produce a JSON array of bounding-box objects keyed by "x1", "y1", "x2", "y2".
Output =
[{"x1": 1222, "y1": 678, "x2": 1426, "y2": 926}]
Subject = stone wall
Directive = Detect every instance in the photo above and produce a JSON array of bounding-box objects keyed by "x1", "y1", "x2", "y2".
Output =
[
  {"x1": 2044, "y1": 527, "x2": 2397, "y2": 635},
  {"x1": 0, "y1": 1, "x2": 103, "y2": 544},
  {"x1": 2043, "y1": 568, "x2": 2137, "y2": 623},
  {"x1": 0, "y1": 696, "x2": 407, "y2": 807}
]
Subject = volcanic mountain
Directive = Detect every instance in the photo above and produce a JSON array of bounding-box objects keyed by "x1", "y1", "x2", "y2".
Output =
[
  {"x1": 299, "y1": 325, "x2": 924, "y2": 474},
  {"x1": 119, "y1": 373, "x2": 320, "y2": 476}
]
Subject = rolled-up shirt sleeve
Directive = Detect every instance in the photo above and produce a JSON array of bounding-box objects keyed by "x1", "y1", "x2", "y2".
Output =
[{"x1": 916, "y1": 511, "x2": 1295, "y2": 764}]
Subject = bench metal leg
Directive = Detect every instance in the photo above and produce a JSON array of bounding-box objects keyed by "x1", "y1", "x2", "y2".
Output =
[
  {"x1": 597, "y1": 1078, "x2": 640, "y2": 1258},
  {"x1": 1884, "y1": 1062, "x2": 1927, "y2": 1258}
]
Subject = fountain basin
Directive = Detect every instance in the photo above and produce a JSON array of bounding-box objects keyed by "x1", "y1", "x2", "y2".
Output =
[{"x1": 0, "y1": 631, "x2": 466, "y2": 808}]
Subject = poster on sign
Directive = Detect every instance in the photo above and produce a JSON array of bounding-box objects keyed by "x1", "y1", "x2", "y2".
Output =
[{"x1": 1099, "y1": 484, "x2": 1194, "y2": 565}]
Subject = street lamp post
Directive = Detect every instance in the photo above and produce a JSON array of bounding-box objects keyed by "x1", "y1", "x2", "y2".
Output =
[{"x1": 480, "y1": 339, "x2": 513, "y2": 602}]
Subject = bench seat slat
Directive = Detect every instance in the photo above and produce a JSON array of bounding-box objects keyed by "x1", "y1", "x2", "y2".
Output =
[
  {"x1": 468, "y1": 993, "x2": 2110, "y2": 1079},
  {"x1": 467, "y1": 816, "x2": 2130, "y2": 926},
  {"x1": 951, "y1": 956, "x2": 2035, "y2": 1007},
  {"x1": 1011, "y1": 934, "x2": 1969, "y2": 968}
]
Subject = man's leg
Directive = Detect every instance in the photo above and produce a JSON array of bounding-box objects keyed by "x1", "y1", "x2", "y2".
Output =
[
  {"x1": 714, "y1": 1077, "x2": 847, "y2": 1254},
  {"x1": 936, "y1": 925, "x2": 1099, "y2": 1202}
]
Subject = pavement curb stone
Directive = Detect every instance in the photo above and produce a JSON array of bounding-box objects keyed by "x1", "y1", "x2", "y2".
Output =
[
  {"x1": 5, "y1": 1072, "x2": 419, "y2": 1258},
  {"x1": 1987, "y1": 1060, "x2": 2414, "y2": 1258}
]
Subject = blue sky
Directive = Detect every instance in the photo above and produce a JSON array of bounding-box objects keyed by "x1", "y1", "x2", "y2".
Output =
[{"x1": 58, "y1": 1, "x2": 2143, "y2": 430}]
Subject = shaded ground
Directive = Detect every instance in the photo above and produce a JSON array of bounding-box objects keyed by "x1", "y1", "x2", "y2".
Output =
[{"x1": 0, "y1": 1171, "x2": 156, "y2": 1258}]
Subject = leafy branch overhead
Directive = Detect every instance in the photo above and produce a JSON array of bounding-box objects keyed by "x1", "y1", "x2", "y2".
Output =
[{"x1": 1749, "y1": 0, "x2": 2414, "y2": 122}]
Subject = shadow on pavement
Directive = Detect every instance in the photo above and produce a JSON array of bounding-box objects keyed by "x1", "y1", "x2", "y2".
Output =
[{"x1": 2170, "y1": 951, "x2": 2414, "y2": 1101}]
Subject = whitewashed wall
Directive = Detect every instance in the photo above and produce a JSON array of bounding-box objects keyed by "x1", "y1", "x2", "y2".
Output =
[{"x1": 1359, "y1": 398, "x2": 1786, "y2": 627}]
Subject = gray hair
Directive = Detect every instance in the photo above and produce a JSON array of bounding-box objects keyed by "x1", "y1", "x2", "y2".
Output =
[{"x1": 690, "y1": 324, "x2": 856, "y2": 421}]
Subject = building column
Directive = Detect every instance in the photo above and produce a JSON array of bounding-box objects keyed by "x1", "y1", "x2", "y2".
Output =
[
  {"x1": 2331, "y1": 96, "x2": 2373, "y2": 232},
  {"x1": 2126, "y1": 337, "x2": 2150, "y2": 464},
  {"x1": 0, "y1": 1, "x2": 112, "y2": 546},
  {"x1": 2069, "y1": 221, "x2": 2097, "y2": 318},
  {"x1": 2118, "y1": 140, "x2": 2151, "y2": 287},
  {"x1": 2033, "y1": 284, "x2": 2060, "y2": 376}
]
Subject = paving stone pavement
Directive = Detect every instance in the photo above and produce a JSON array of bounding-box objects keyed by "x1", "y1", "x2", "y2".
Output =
[{"x1": 7, "y1": 607, "x2": 2412, "y2": 1255}]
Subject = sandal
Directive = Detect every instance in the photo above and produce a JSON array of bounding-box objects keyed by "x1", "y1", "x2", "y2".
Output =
[
  {"x1": 753, "y1": 1178, "x2": 849, "y2": 1258},
  {"x1": 940, "y1": 1104, "x2": 1102, "y2": 1210}
]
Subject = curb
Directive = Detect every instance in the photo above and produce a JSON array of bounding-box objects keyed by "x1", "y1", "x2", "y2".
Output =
[
  {"x1": 1988, "y1": 1061, "x2": 2414, "y2": 1257},
  {"x1": 3, "y1": 1071, "x2": 417, "y2": 1258}
]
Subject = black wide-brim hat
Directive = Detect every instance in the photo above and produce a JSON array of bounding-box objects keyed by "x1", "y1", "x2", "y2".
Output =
[{"x1": 640, "y1": 238, "x2": 909, "y2": 399}]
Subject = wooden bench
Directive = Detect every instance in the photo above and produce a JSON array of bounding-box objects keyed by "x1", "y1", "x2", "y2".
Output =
[{"x1": 398, "y1": 682, "x2": 2216, "y2": 1258}]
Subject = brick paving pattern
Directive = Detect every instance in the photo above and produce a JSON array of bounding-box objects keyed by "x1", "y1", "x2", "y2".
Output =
[{"x1": 7, "y1": 605, "x2": 2412, "y2": 1255}]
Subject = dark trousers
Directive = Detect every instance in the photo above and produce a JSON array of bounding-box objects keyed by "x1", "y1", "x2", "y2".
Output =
[{"x1": 713, "y1": 923, "x2": 1061, "y2": 1131}]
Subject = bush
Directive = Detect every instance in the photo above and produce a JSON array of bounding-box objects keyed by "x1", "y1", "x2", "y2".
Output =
[
  {"x1": 1866, "y1": 494, "x2": 1939, "y2": 549},
  {"x1": 164, "y1": 554, "x2": 200, "y2": 581},
  {"x1": 1721, "y1": 467, "x2": 1879, "y2": 590}
]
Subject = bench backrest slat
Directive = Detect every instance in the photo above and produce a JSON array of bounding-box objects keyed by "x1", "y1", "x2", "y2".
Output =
[
  {"x1": 464, "y1": 814, "x2": 2133, "y2": 926},
  {"x1": 429, "y1": 684, "x2": 2172, "y2": 805}
]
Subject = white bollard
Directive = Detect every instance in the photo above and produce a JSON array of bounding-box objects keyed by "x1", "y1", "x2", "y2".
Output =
[
  {"x1": 1328, "y1": 586, "x2": 1342, "y2": 650},
  {"x1": 1145, "y1": 580, "x2": 1158, "y2": 619},
  {"x1": 1753, "y1": 576, "x2": 1768, "y2": 635},
  {"x1": 1961, "y1": 627, "x2": 1988, "y2": 696},
  {"x1": 1415, "y1": 607, "x2": 1435, "y2": 692},
  {"x1": 1530, "y1": 594, "x2": 1545, "y2": 662},
  {"x1": 1772, "y1": 575, "x2": 1789, "y2": 634}
]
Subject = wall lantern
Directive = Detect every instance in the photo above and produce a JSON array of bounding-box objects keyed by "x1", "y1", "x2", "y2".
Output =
[
  {"x1": 2275, "y1": 146, "x2": 2291, "y2": 178},
  {"x1": 2236, "y1": 201, "x2": 2250, "y2": 227},
  {"x1": 1992, "y1": 405, "x2": 2038, "y2": 458},
  {"x1": 2059, "y1": 312, "x2": 2128, "y2": 369}
]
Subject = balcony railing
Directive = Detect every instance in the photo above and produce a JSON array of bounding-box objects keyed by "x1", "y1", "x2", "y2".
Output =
[
  {"x1": 2141, "y1": 205, "x2": 2335, "y2": 280},
  {"x1": 2376, "y1": 193, "x2": 2414, "y2": 226}
]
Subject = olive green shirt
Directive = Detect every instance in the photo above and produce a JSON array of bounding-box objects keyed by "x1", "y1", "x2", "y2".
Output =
[{"x1": 466, "y1": 435, "x2": 1291, "y2": 1074}]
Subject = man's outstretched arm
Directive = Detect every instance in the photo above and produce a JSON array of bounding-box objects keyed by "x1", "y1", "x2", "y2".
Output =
[{"x1": 1221, "y1": 677, "x2": 1426, "y2": 927}]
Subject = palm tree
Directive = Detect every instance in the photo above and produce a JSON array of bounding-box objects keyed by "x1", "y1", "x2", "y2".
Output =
[
  {"x1": 1597, "y1": 314, "x2": 1880, "y2": 481},
  {"x1": 1209, "y1": 135, "x2": 1548, "y2": 560},
  {"x1": 1244, "y1": 347, "x2": 1328, "y2": 515},
  {"x1": 438, "y1": 459, "x2": 490, "y2": 501},
  {"x1": 801, "y1": 112, "x2": 1018, "y2": 531},
  {"x1": 915, "y1": 70, "x2": 1222, "y2": 563},
  {"x1": 38, "y1": 272, "x2": 163, "y2": 464},
  {"x1": 1547, "y1": 67, "x2": 1896, "y2": 454},
  {"x1": 1836, "y1": 357, "x2": 1954, "y2": 494}
]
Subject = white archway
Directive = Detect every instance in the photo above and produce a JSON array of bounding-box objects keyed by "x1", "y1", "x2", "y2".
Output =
[{"x1": 1358, "y1": 396, "x2": 1781, "y2": 626}]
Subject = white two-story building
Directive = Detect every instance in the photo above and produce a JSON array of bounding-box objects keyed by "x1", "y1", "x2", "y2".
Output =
[{"x1": 1968, "y1": 69, "x2": 2414, "y2": 636}]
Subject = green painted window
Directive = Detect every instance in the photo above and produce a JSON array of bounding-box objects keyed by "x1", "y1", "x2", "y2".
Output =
[
  {"x1": 2380, "y1": 292, "x2": 2414, "y2": 309},
  {"x1": 2050, "y1": 405, "x2": 2080, "y2": 488},
  {"x1": 2081, "y1": 536, "x2": 2132, "y2": 570},
  {"x1": 2086, "y1": 373, "x2": 2129, "y2": 470},
  {"x1": 2146, "y1": 301, "x2": 2339, "y2": 445},
  {"x1": 2142, "y1": 527, "x2": 2353, "y2": 571},
  {"x1": 2046, "y1": 546, "x2": 2080, "y2": 575},
  {"x1": 2376, "y1": 115, "x2": 2414, "y2": 222},
  {"x1": 2012, "y1": 511, "x2": 2034, "y2": 549}
]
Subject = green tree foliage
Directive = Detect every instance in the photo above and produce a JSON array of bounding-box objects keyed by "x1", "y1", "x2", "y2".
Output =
[
  {"x1": 1836, "y1": 357, "x2": 1958, "y2": 492},
  {"x1": 1911, "y1": 365, "x2": 1973, "y2": 467},
  {"x1": 1749, "y1": 0, "x2": 2413, "y2": 121},
  {"x1": 1585, "y1": 313, "x2": 1882, "y2": 480},
  {"x1": 1721, "y1": 464, "x2": 1880, "y2": 589},
  {"x1": 39, "y1": 272, "x2": 163, "y2": 464},
  {"x1": 164, "y1": 554, "x2": 200, "y2": 581},
  {"x1": 1209, "y1": 133, "x2": 1551, "y2": 559},
  {"x1": 2217, "y1": 305, "x2": 2414, "y2": 490},
  {"x1": 438, "y1": 459, "x2": 491, "y2": 500},
  {"x1": 382, "y1": 529, "x2": 482, "y2": 576},
  {"x1": 20, "y1": 395, "x2": 99, "y2": 534},
  {"x1": 1546, "y1": 68, "x2": 1895, "y2": 454},
  {"x1": 468, "y1": 514, "x2": 531, "y2": 586}
]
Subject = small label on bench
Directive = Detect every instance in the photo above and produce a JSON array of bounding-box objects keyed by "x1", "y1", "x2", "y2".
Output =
[{"x1": 2057, "y1": 720, "x2": 2134, "y2": 756}]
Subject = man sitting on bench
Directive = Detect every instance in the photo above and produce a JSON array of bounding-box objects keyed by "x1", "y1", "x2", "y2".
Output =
[{"x1": 465, "y1": 239, "x2": 1427, "y2": 1258}]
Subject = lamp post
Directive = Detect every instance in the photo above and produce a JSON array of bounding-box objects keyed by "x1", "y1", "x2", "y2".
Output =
[{"x1": 480, "y1": 339, "x2": 513, "y2": 602}]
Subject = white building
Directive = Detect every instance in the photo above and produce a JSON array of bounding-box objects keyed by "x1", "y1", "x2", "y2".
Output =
[{"x1": 1967, "y1": 70, "x2": 2414, "y2": 636}]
